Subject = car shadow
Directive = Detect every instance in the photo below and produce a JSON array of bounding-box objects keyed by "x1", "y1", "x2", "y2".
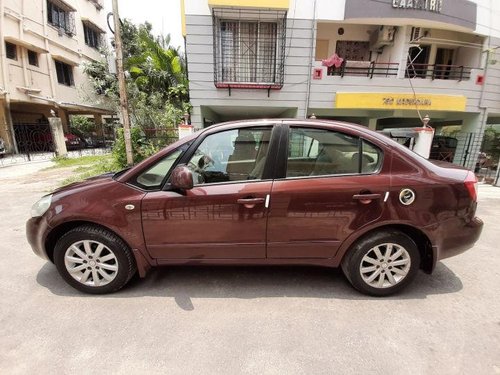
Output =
[{"x1": 36, "y1": 262, "x2": 463, "y2": 310}]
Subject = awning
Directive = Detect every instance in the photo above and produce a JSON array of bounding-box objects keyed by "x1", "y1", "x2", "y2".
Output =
[
  {"x1": 27, "y1": 94, "x2": 115, "y2": 115},
  {"x1": 4, "y1": 36, "x2": 48, "y2": 54}
]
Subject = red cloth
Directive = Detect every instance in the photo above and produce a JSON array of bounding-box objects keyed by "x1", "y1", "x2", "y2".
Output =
[{"x1": 322, "y1": 53, "x2": 344, "y2": 68}]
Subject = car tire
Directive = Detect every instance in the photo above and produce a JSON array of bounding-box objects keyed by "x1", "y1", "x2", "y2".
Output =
[
  {"x1": 341, "y1": 230, "x2": 420, "y2": 296},
  {"x1": 53, "y1": 225, "x2": 136, "y2": 294}
]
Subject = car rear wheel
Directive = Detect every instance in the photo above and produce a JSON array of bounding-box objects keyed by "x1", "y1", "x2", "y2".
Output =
[
  {"x1": 53, "y1": 225, "x2": 136, "y2": 294},
  {"x1": 341, "y1": 230, "x2": 420, "y2": 296}
]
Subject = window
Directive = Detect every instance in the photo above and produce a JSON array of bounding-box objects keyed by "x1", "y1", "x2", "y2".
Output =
[
  {"x1": 335, "y1": 41, "x2": 370, "y2": 61},
  {"x1": 54, "y1": 60, "x2": 74, "y2": 86},
  {"x1": 286, "y1": 128, "x2": 382, "y2": 177},
  {"x1": 47, "y1": 0, "x2": 75, "y2": 36},
  {"x1": 28, "y1": 50, "x2": 39, "y2": 66},
  {"x1": 135, "y1": 149, "x2": 186, "y2": 189},
  {"x1": 187, "y1": 127, "x2": 272, "y2": 185},
  {"x1": 83, "y1": 23, "x2": 101, "y2": 49},
  {"x1": 6, "y1": 42, "x2": 17, "y2": 60},
  {"x1": 213, "y1": 8, "x2": 286, "y2": 88}
]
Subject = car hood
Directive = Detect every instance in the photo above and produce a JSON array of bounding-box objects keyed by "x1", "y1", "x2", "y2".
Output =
[{"x1": 52, "y1": 172, "x2": 116, "y2": 196}]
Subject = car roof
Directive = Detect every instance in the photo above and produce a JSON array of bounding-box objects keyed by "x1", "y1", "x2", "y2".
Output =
[{"x1": 203, "y1": 118, "x2": 392, "y2": 145}]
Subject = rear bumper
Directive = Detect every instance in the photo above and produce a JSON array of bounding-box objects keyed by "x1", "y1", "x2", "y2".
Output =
[{"x1": 431, "y1": 216, "x2": 483, "y2": 270}]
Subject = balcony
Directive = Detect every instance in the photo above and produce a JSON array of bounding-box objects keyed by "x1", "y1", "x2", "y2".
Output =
[
  {"x1": 405, "y1": 64, "x2": 473, "y2": 81},
  {"x1": 326, "y1": 61, "x2": 399, "y2": 78}
]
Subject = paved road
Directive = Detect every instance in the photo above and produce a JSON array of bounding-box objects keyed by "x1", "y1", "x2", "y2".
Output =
[{"x1": 1, "y1": 164, "x2": 499, "y2": 374}]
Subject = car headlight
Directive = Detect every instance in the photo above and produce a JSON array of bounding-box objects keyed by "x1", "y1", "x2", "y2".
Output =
[{"x1": 31, "y1": 194, "x2": 52, "y2": 218}]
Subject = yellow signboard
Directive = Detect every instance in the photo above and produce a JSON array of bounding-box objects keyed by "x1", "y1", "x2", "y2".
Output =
[
  {"x1": 335, "y1": 93, "x2": 467, "y2": 112},
  {"x1": 208, "y1": 0, "x2": 289, "y2": 9}
]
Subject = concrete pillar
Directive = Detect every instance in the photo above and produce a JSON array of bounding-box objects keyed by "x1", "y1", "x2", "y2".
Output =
[
  {"x1": 0, "y1": 99, "x2": 17, "y2": 153},
  {"x1": 49, "y1": 116, "x2": 68, "y2": 157},
  {"x1": 59, "y1": 109, "x2": 70, "y2": 133},
  {"x1": 368, "y1": 118, "x2": 378, "y2": 131},
  {"x1": 94, "y1": 114, "x2": 104, "y2": 137}
]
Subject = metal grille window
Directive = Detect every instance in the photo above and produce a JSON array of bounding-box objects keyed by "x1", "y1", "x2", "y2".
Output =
[
  {"x1": 54, "y1": 60, "x2": 74, "y2": 86},
  {"x1": 5, "y1": 42, "x2": 17, "y2": 60},
  {"x1": 83, "y1": 23, "x2": 101, "y2": 49},
  {"x1": 47, "y1": 0, "x2": 76, "y2": 36},
  {"x1": 213, "y1": 8, "x2": 286, "y2": 89}
]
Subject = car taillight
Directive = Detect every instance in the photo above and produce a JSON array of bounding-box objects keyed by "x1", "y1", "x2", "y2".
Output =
[{"x1": 464, "y1": 171, "x2": 478, "y2": 202}]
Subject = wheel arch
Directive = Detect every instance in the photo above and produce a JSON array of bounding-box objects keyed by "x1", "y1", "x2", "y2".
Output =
[
  {"x1": 44, "y1": 220, "x2": 153, "y2": 277},
  {"x1": 338, "y1": 223, "x2": 434, "y2": 273}
]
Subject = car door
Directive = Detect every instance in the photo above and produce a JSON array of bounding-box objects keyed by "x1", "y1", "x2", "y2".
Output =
[
  {"x1": 141, "y1": 125, "x2": 277, "y2": 259},
  {"x1": 266, "y1": 125, "x2": 390, "y2": 259}
]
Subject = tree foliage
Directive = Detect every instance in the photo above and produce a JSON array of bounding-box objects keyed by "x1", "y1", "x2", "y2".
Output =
[
  {"x1": 82, "y1": 20, "x2": 191, "y2": 167},
  {"x1": 83, "y1": 20, "x2": 190, "y2": 130}
]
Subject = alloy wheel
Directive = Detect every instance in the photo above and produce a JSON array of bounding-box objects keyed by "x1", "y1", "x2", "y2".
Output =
[
  {"x1": 64, "y1": 240, "x2": 118, "y2": 287},
  {"x1": 359, "y1": 243, "x2": 411, "y2": 289}
]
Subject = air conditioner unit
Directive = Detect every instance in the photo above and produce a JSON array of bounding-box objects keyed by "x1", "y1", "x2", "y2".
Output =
[
  {"x1": 370, "y1": 26, "x2": 396, "y2": 51},
  {"x1": 410, "y1": 27, "x2": 430, "y2": 42}
]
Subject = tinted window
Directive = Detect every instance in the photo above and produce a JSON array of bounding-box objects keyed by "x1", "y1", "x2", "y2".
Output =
[
  {"x1": 361, "y1": 139, "x2": 383, "y2": 173},
  {"x1": 187, "y1": 127, "x2": 272, "y2": 184},
  {"x1": 287, "y1": 127, "x2": 382, "y2": 177}
]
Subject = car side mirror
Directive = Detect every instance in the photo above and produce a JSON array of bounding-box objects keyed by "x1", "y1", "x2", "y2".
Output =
[{"x1": 170, "y1": 164, "x2": 194, "y2": 191}]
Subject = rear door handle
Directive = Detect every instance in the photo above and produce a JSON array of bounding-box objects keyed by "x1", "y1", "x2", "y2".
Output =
[
  {"x1": 237, "y1": 197, "x2": 265, "y2": 208},
  {"x1": 352, "y1": 194, "x2": 381, "y2": 204}
]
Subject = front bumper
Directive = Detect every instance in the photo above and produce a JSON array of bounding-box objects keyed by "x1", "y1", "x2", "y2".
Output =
[{"x1": 26, "y1": 216, "x2": 52, "y2": 261}]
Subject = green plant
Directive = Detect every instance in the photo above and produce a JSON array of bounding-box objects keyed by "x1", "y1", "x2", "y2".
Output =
[{"x1": 112, "y1": 127, "x2": 161, "y2": 168}]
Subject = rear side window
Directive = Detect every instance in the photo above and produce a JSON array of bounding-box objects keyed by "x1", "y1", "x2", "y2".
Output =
[{"x1": 286, "y1": 127, "x2": 382, "y2": 177}]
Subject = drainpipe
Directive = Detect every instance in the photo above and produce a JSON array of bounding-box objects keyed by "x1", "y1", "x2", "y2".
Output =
[
  {"x1": 0, "y1": 0, "x2": 18, "y2": 153},
  {"x1": 304, "y1": 0, "x2": 317, "y2": 119}
]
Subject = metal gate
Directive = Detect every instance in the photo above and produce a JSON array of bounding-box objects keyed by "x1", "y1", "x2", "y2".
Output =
[{"x1": 13, "y1": 122, "x2": 56, "y2": 161}]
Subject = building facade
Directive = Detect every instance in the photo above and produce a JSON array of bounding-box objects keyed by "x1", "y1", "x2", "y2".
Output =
[
  {"x1": 183, "y1": 0, "x2": 500, "y2": 169},
  {"x1": 0, "y1": 0, "x2": 110, "y2": 153}
]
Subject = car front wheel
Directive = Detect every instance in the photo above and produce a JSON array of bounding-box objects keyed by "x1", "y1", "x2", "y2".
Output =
[
  {"x1": 341, "y1": 230, "x2": 420, "y2": 296},
  {"x1": 53, "y1": 225, "x2": 136, "y2": 294}
]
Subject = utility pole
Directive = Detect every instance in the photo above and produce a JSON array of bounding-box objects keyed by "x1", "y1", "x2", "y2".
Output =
[{"x1": 111, "y1": 0, "x2": 133, "y2": 165}]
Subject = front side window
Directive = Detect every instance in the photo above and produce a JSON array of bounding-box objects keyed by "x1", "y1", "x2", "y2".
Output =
[
  {"x1": 287, "y1": 127, "x2": 382, "y2": 178},
  {"x1": 213, "y1": 8, "x2": 286, "y2": 88},
  {"x1": 134, "y1": 148, "x2": 187, "y2": 190},
  {"x1": 54, "y1": 60, "x2": 74, "y2": 86},
  {"x1": 187, "y1": 127, "x2": 272, "y2": 185}
]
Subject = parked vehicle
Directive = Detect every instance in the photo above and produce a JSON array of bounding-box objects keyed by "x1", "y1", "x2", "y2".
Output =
[
  {"x1": 26, "y1": 119, "x2": 483, "y2": 296},
  {"x1": 64, "y1": 133, "x2": 86, "y2": 150}
]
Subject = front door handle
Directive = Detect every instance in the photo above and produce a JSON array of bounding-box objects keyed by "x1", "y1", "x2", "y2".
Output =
[
  {"x1": 237, "y1": 197, "x2": 265, "y2": 208},
  {"x1": 352, "y1": 193, "x2": 381, "y2": 204}
]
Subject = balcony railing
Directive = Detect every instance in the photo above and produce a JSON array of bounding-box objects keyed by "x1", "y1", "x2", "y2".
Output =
[
  {"x1": 405, "y1": 64, "x2": 473, "y2": 81},
  {"x1": 327, "y1": 61, "x2": 399, "y2": 78}
]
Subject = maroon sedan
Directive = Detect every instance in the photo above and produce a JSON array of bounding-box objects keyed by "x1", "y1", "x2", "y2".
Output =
[{"x1": 26, "y1": 120, "x2": 483, "y2": 296}]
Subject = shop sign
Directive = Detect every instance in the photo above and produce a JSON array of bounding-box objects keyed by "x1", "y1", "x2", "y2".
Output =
[
  {"x1": 335, "y1": 93, "x2": 466, "y2": 111},
  {"x1": 392, "y1": 0, "x2": 443, "y2": 13}
]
